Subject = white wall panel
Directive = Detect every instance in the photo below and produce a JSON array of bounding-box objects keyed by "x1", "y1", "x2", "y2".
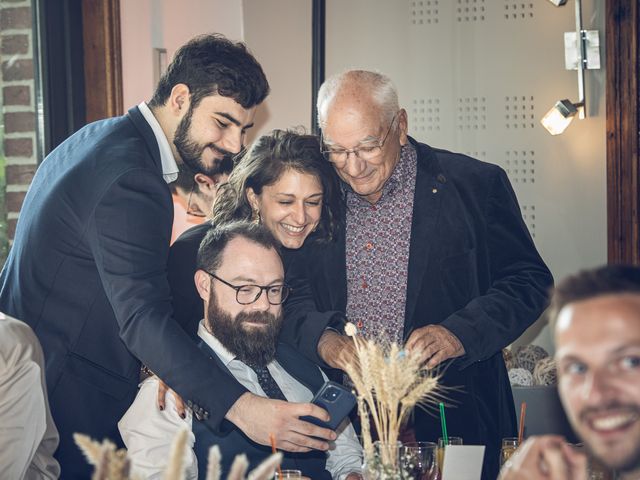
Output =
[
  {"x1": 242, "y1": 0, "x2": 313, "y2": 141},
  {"x1": 120, "y1": 0, "x2": 244, "y2": 108}
]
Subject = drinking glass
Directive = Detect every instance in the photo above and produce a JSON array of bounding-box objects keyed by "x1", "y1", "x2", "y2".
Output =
[
  {"x1": 401, "y1": 441, "x2": 437, "y2": 480},
  {"x1": 500, "y1": 437, "x2": 519, "y2": 466},
  {"x1": 436, "y1": 436, "x2": 463, "y2": 477},
  {"x1": 274, "y1": 469, "x2": 302, "y2": 479}
]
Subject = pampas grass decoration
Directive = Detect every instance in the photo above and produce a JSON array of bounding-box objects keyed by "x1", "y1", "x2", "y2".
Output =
[
  {"x1": 75, "y1": 431, "x2": 283, "y2": 480},
  {"x1": 73, "y1": 433, "x2": 137, "y2": 480},
  {"x1": 205, "y1": 445, "x2": 222, "y2": 480},
  {"x1": 74, "y1": 433, "x2": 104, "y2": 465},
  {"x1": 226, "y1": 453, "x2": 249, "y2": 480}
]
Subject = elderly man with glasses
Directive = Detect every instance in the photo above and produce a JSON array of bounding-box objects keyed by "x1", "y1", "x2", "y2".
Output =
[
  {"x1": 283, "y1": 70, "x2": 553, "y2": 480},
  {"x1": 119, "y1": 221, "x2": 363, "y2": 480}
]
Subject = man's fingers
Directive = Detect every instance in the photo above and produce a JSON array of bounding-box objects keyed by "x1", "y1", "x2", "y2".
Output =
[
  {"x1": 405, "y1": 328, "x2": 429, "y2": 351},
  {"x1": 278, "y1": 440, "x2": 312, "y2": 453},
  {"x1": 293, "y1": 402, "x2": 331, "y2": 423},
  {"x1": 407, "y1": 333, "x2": 436, "y2": 356},
  {"x1": 426, "y1": 348, "x2": 447, "y2": 369},
  {"x1": 226, "y1": 394, "x2": 339, "y2": 453},
  {"x1": 560, "y1": 443, "x2": 588, "y2": 480},
  {"x1": 295, "y1": 418, "x2": 335, "y2": 442},
  {"x1": 280, "y1": 430, "x2": 330, "y2": 451},
  {"x1": 541, "y1": 444, "x2": 572, "y2": 480}
]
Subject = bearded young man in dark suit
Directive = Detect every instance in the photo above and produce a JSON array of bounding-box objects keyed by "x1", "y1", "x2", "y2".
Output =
[
  {"x1": 0, "y1": 34, "x2": 336, "y2": 478},
  {"x1": 283, "y1": 70, "x2": 554, "y2": 480}
]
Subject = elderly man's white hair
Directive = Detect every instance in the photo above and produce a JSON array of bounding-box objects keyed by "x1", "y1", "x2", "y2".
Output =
[{"x1": 317, "y1": 70, "x2": 399, "y2": 129}]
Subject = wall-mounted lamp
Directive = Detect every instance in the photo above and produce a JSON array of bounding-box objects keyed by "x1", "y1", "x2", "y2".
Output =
[
  {"x1": 541, "y1": 0, "x2": 600, "y2": 135},
  {"x1": 541, "y1": 99, "x2": 581, "y2": 135}
]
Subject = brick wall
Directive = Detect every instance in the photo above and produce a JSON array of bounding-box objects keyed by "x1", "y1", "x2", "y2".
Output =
[{"x1": 1, "y1": 0, "x2": 38, "y2": 240}]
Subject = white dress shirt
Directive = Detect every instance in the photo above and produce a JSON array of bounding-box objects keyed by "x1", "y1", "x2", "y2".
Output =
[
  {"x1": 119, "y1": 321, "x2": 363, "y2": 479},
  {"x1": 137, "y1": 101, "x2": 179, "y2": 183},
  {"x1": 0, "y1": 313, "x2": 60, "y2": 479}
]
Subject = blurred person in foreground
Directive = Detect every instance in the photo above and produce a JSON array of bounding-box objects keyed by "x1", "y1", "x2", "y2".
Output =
[
  {"x1": 120, "y1": 222, "x2": 362, "y2": 480},
  {"x1": 499, "y1": 265, "x2": 640, "y2": 480},
  {"x1": 0, "y1": 313, "x2": 60, "y2": 479}
]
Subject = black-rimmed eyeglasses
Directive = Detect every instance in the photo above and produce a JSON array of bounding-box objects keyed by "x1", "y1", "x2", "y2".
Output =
[
  {"x1": 320, "y1": 112, "x2": 399, "y2": 166},
  {"x1": 204, "y1": 270, "x2": 292, "y2": 305}
]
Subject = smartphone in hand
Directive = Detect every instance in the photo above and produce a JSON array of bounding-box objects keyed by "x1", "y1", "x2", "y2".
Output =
[{"x1": 300, "y1": 381, "x2": 356, "y2": 430}]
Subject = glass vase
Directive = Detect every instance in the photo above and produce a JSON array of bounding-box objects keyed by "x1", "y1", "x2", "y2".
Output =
[{"x1": 362, "y1": 441, "x2": 404, "y2": 480}]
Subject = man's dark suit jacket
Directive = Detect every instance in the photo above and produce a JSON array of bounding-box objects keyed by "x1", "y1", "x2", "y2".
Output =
[
  {"x1": 283, "y1": 138, "x2": 554, "y2": 480},
  {"x1": 193, "y1": 341, "x2": 331, "y2": 480},
  {"x1": 0, "y1": 107, "x2": 247, "y2": 478}
]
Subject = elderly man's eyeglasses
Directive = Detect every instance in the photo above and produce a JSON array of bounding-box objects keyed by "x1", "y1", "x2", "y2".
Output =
[
  {"x1": 321, "y1": 112, "x2": 399, "y2": 165},
  {"x1": 204, "y1": 270, "x2": 291, "y2": 305}
]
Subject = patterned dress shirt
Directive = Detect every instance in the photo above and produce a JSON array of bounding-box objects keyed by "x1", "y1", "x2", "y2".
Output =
[{"x1": 345, "y1": 143, "x2": 418, "y2": 346}]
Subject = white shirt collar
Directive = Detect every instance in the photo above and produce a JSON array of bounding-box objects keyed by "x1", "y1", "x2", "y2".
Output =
[
  {"x1": 137, "y1": 102, "x2": 179, "y2": 184},
  {"x1": 197, "y1": 320, "x2": 238, "y2": 367}
]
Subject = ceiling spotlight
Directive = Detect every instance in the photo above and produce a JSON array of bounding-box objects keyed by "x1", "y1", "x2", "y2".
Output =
[
  {"x1": 547, "y1": 0, "x2": 568, "y2": 5},
  {"x1": 541, "y1": 100, "x2": 581, "y2": 135}
]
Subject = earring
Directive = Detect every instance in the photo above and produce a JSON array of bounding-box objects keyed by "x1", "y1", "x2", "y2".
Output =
[{"x1": 252, "y1": 209, "x2": 261, "y2": 225}]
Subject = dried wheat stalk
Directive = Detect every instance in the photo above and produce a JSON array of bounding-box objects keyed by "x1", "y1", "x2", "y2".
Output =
[{"x1": 341, "y1": 337, "x2": 442, "y2": 465}]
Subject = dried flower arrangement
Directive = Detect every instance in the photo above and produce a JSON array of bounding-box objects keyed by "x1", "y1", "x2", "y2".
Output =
[
  {"x1": 340, "y1": 337, "x2": 442, "y2": 468},
  {"x1": 74, "y1": 430, "x2": 282, "y2": 480}
]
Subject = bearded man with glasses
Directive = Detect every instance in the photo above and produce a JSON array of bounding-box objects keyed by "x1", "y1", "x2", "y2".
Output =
[
  {"x1": 284, "y1": 70, "x2": 553, "y2": 480},
  {"x1": 120, "y1": 221, "x2": 363, "y2": 480}
]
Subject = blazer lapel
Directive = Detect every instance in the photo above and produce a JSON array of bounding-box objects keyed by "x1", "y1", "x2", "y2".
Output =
[{"x1": 404, "y1": 140, "x2": 445, "y2": 337}]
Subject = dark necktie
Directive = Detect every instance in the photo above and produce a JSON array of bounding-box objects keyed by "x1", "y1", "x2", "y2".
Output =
[{"x1": 247, "y1": 363, "x2": 287, "y2": 401}]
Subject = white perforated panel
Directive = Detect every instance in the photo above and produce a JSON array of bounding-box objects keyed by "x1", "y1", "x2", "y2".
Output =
[
  {"x1": 411, "y1": 98, "x2": 441, "y2": 133},
  {"x1": 457, "y1": 0, "x2": 486, "y2": 22},
  {"x1": 410, "y1": 0, "x2": 440, "y2": 25},
  {"x1": 457, "y1": 97, "x2": 487, "y2": 131},
  {"x1": 503, "y1": 1, "x2": 535, "y2": 20},
  {"x1": 504, "y1": 96, "x2": 536, "y2": 130}
]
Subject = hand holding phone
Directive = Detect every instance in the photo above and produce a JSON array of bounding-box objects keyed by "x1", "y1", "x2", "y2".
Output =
[{"x1": 300, "y1": 381, "x2": 356, "y2": 430}]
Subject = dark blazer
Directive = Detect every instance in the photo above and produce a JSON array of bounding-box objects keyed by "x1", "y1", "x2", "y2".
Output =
[
  {"x1": 283, "y1": 138, "x2": 554, "y2": 480},
  {"x1": 193, "y1": 341, "x2": 331, "y2": 480},
  {"x1": 168, "y1": 222, "x2": 212, "y2": 341},
  {"x1": 0, "y1": 107, "x2": 247, "y2": 478}
]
